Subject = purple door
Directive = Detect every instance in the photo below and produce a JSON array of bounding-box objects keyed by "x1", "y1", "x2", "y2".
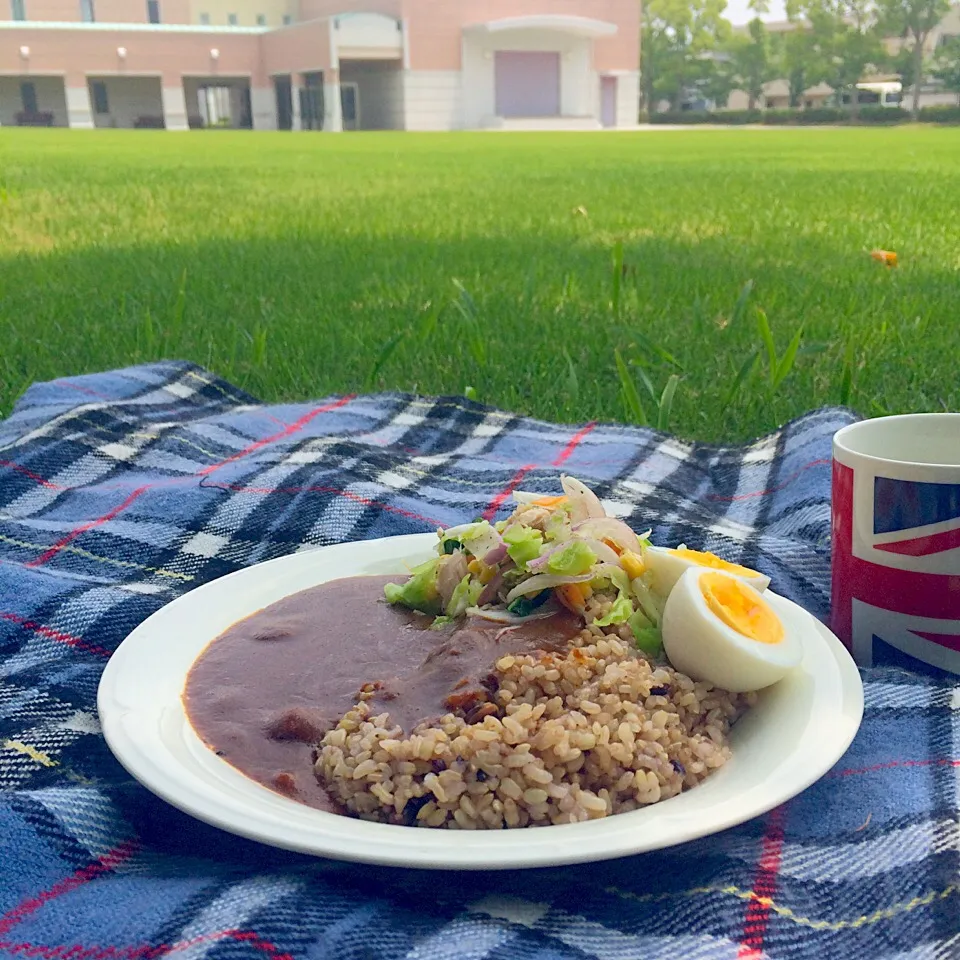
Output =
[
  {"x1": 601, "y1": 76, "x2": 617, "y2": 127},
  {"x1": 494, "y1": 51, "x2": 561, "y2": 118}
]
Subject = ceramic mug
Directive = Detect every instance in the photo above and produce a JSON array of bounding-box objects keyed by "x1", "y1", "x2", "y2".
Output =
[{"x1": 832, "y1": 413, "x2": 960, "y2": 675}]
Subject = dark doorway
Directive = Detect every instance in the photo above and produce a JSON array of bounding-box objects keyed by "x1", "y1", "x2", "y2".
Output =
[
  {"x1": 274, "y1": 75, "x2": 292, "y2": 130},
  {"x1": 300, "y1": 72, "x2": 324, "y2": 130}
]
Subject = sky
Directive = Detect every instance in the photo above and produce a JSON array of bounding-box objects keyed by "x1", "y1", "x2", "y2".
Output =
[{"x1": 723, "y1": 0, "x2": 789, "y2": 25}]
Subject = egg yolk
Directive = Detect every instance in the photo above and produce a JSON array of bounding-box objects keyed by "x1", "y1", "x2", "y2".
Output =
[
  {"x1": 699, "y1": 572, "x2": 784, "y2": 644},
  {"x1": 671, "y1": 548, "x2": 761, "y2": 581}
]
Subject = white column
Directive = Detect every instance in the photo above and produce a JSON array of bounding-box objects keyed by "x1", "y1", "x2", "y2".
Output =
[
  {"x1": 250, "y1": 87, "x2": 276, "y2": 130},
  {"x1": 66, "y1": 86, "x2": 94, "y2": 129},
  {"x1": 161, "y1": 85, "x2": 189, "y2": 130},
  {"x1": 324, "y1": 71, "x2": 342, "y2": 132},
  {"x1": 617, "y1": 72, "x2": 640, "y2": 128},
  {"x1": 290, "y1": 81, "x2": 302, "y2": 130}
]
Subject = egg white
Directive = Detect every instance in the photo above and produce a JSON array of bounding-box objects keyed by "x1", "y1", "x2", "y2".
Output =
[
  {"x1": 661, "y1": 567, "x2": 802, "y2": 692},
  {"x1": 642, "y1": 545, "x2": 771, "y2": 599}
]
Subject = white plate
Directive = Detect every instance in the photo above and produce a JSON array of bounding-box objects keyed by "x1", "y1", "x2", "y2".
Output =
[{"x1": 98, "y1": 533, "x2": 863, "y2": 871}]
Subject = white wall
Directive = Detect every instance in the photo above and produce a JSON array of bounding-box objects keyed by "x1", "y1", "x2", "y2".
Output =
[
  {"x1": 0, "y1": 76, "x2": 68, "y2": 126},
  {"x1": 162, "y1": 85, "x2": 188, "y2": 130},
  {"x1": 402, "y1": 70, "x2": 461, "y2": 130},
  {"x1": 88, "y1": 76, "x2": 164, "y2": 129},
  {"x1": 250, "y1": 86, "x2": 277, "y2": 129},
  {"x1": 461, "y1": 29, "x2": 594, "y2": 129},
  {"x1": 616, "y1": 70, "x2": 639, "y2": 126},
  {"x1": 340, "y1": 61, "x2": 403, "y2": 129},
  {"x1": 334, "y1": 11, "x2": 403, "y2": 58}
]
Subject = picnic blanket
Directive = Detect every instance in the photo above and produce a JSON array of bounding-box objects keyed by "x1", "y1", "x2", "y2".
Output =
[{"x1": 0, "y1": 360, "x2": 956, "y2": 960}]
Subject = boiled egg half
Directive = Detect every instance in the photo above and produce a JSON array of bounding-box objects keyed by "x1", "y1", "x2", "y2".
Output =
[
  {"x1": 642, "y1": 544, "x2": 770, "y2": 598},
  {"x1": 661, "y1": 568, "x2": 801, "y2": 692}
]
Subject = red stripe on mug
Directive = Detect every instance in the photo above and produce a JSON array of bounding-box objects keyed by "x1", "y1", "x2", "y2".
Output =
[{"x1": 832, "y1": 460, "x2": 960, "y2": 648}]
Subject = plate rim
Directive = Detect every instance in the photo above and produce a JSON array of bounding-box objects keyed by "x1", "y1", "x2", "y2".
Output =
[{"x1": 98, "y1": 533, "x2": 865, "y2": 870}]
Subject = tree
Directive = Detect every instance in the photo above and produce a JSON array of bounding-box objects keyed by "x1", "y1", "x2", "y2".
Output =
[
  {"x1": 729, "y1": 17, "x2": 776, "y2": 109},
  {"x1": 932, "y1": 35, "x2": 960, "y2": 105},
  {"x1": 789, "y1": 0, "x2": 884, "y2": 118},
  {"x1": 886, "y1": 43, "x2": 920, "y2": 93},
  {"x1": 774, "y1": 24, "x2": 821, "y2": 106},
  {"x1": 876, "y1": 0, "x2": 950, "y2": 117},
  {"x1": 640, "y1": 0, "x2": 732, "y2": 112}
]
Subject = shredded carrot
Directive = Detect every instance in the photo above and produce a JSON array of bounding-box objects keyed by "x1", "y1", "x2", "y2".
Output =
[
  {"x1": 533, "y1": 495, "x2": 568, "y2": 508},
  {"x1": 556, "y1": 582, "x2": 590, "y2": 614},
  {"x1": 602, "y1": 537, "x2": 623, "y2": 556}
]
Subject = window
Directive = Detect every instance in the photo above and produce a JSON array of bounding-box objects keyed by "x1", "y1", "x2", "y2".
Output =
[
  {"x1": 227, "y1": 12, "x2": 237, "y2": 25},
  {"x1": 20, "y1": 81, "x2": 37, "y2": 114},
  {"x1": 256, "y1": 13, "x2": 265, "y2": 25},
  {"x1": 147, "y1": 0, "x2": 159, "y2": 23},
  {"x1": 282, "y1": 13, "x2": 291, "y2": 25},
  {"x1": 91, "y1": 80, "x2": 109, "y2": 114},
  {"x1": 80, "y1": 0, "x2": 94, "y2": 22},
  {"x1": 10, "y1": 0, "x2": 26, "y2": 21},
  {"x1": 199, "y1": 12, "x2": 209, "y2": 24}
]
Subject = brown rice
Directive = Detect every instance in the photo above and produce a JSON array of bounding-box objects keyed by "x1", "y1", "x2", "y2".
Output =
[{"x1": 315, "y1": 622, "x2": 755, "y2": 829}]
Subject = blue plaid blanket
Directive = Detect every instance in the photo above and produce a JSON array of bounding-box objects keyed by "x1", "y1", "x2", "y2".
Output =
[{"x1": 0, "y1": 361, "x2": 956, "y2": 960}]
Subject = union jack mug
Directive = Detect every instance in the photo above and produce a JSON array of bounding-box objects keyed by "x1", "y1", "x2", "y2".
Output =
[{"x1": 832, "y1": 414, "x2": 960, "y2": 674}]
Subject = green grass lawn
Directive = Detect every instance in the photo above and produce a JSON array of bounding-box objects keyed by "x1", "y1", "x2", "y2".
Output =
[{"x1": 1, "y1": 127, "x2": 958, "y2": 441}]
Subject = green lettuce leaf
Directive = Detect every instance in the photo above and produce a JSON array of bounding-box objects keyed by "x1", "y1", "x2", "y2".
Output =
[
  {"x1": 592, "y1": 593, "x2": 634, "y2": 627},
  {"x1": 502, "y1": 524, "x2": 544, "y2": 568},
  {"x1": 546, "y1": 540, "x2": 597, "y2": 576},
  {"x1": 629, "y1": 610, "x2": 663, "y2": 655},
  {"x1": 446, "y1": 575, "x2": 484, "y2": 618},
  {"x1": 384, "y1": 558, "x2": 443, "y2": 615}
]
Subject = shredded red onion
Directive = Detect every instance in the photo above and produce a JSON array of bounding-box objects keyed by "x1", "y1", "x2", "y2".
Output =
[
  {"x1": 506, "y1": 572, "x2": 593, "y2": 603},
  {"x1": 527, "y1": 537, "x2": 618, "y2": 573},
  {"x1": 482, "y1": 543, "x2": 508, "y2": 566},
  {"x1": 573, "y1": 517, "x2": 643, "y2": 555}
]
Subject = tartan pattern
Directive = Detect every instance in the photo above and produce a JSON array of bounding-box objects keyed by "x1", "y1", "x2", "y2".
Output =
[{"x1": 0, "y1": 360, "x2": 956, "y2": 960}]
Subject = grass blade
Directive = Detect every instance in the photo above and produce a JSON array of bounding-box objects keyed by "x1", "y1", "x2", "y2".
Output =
[
  {"x1": 720, "y1": 348, "x2": 760, "y2": 414},
  {"x1": 612, "y1": 325, "x2": 684, "y2": 371},
  {"x1": 730, "y1": 279, "x2": 754, "y2": 328},
  {"x1": 452, "y1": 279, "x2": 486, "y2": 366},
  {"x1": 562, "y1": 348, "x2": 579, "y2": 402},
  {"x1": 468, "y1": 331, "x2": 487, "y2": 367},
  {"x1": 251, "y1": 322, "x2": 268, "y2": 367},
  {"x1": 365, "y1": 329, "x2": 408, "y2": 391},
  {"x1": 614, "y1": 348, "x2": 648, "y2": 426},
  {"x1": 657, "y1": 374, "x2": 681, "y2": 431},
  {"x1": 755, "y1": 308, "x2": 777, "y2": 385},
  {"x1": 417, "y1": 299, "x2": 444, "y2": 345},
  {"x1": 839, "y1": 341, "x2": 855, "y2": 406},
  {"x1": 772, "y1": 323, "x2": 804, "y2": 391},
  {"x1": 451, "y1": 278, "x2": 478, "y2": 319},
  {"x1": 169, "y1": 268, "x2": 187, "y2": 344},
  {"x1": 611, "y1": 241, "x2": 624, "y2": 317},
  {"x1": 630, "y1": 361, "x2": 659, "y2": 406},
  {"x1": 140, "y1": 307, "x2": 156, "y2": 354}
]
